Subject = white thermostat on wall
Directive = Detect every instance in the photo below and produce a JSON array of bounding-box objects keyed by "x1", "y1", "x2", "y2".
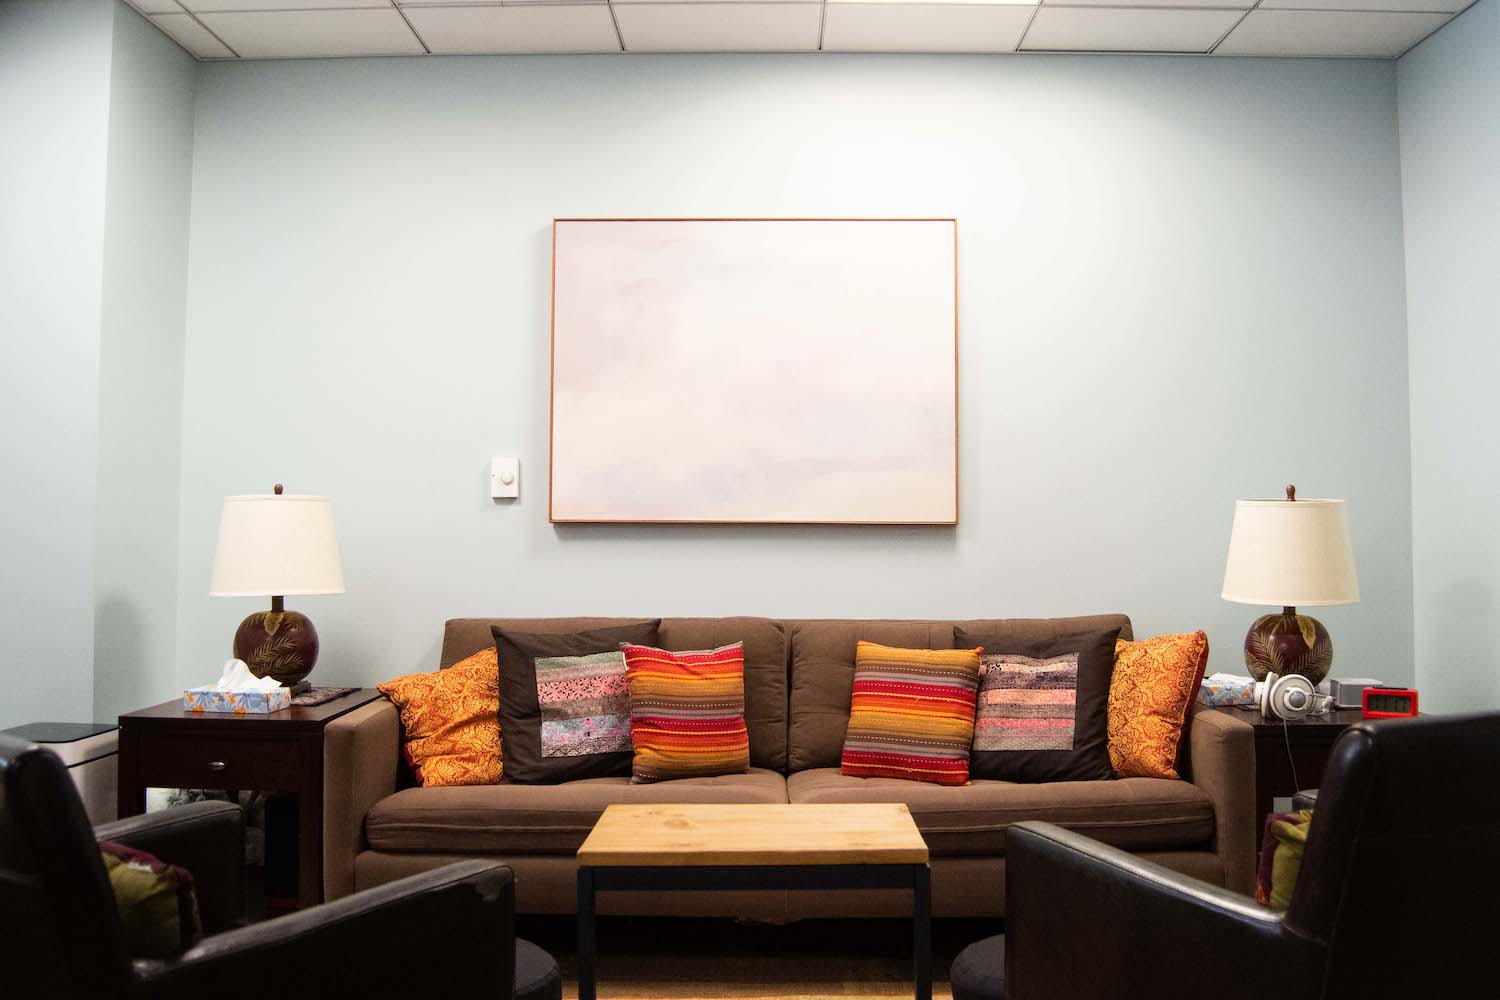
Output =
[{"x1": 490, "y1": 457, "x2": 519, "y2": 499}]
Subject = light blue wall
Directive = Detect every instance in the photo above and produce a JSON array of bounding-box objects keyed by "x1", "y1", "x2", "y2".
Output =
[
  {"x1": 1398, "y1": 0, "x2": 1500, "y2": 713},
  {"x1": 0, "y1": 0, "x2": 115, "y2": 729},
  {"x1": 0, "y1": 0, "x2": 194, "y2": 728},
  {"x1": 94, "y1": 3, "x2": 198, "y2": 720},
  {"x1": 174, "y1": 54, "x2": 1415, "y2": 693}
]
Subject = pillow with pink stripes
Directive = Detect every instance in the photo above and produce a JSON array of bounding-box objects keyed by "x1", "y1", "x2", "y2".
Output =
[{"x1": 956, "y1": 625, "x2": 1122, "y2": 783}]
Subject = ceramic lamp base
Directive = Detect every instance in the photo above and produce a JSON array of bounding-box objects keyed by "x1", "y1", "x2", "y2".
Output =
[
  {"x1": 1243, "y1": 607, "x2": 1332, "y2": 684},
  {"x1": 233, "y1": 607, "x2": 320, "y2": 689}
]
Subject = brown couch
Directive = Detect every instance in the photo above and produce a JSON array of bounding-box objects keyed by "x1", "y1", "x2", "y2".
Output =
[{"x1": 324, "y1": 616, "x2": 1256, "y2": 920}]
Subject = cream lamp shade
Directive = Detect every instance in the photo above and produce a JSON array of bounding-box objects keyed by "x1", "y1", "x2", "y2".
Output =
[
  {"x1": 1221, "y1": 498, "x2": 1359, "y2": 607},
  {"x1": 209, "y1": 493, "x2": 345, "y2": 597}
]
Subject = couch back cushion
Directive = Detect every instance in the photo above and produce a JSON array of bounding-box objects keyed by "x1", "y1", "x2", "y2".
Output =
[
  {"x1": 440, "y1": 616, "x2": 788, "y2": 772},
  {"x1": 786, "y1": 615, "x2": 1134, "y2": 773}
]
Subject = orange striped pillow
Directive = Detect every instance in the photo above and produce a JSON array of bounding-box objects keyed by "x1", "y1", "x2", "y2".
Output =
[
  {"x1": 840, "y1": 641, "x2": 983, "y2": 786},
  {"x1": 622, "y1": 642, "x2": 751, "y2": 784}
]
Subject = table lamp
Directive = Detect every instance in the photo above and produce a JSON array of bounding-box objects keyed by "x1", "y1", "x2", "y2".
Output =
[
  {"x1": 209, "y1": 485, "x2": 345, "y2": 691},
  {"x1": 1221, "y1": 485, "x2": 1359, "y2": 684}
]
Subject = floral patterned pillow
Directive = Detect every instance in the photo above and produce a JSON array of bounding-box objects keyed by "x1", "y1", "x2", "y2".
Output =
[
  {"x1": 378, "y1": 649, "x2": 502, "y2": 787},
  {"x1": 1107, "y1": 631, "x2": 1210, "y2": 779}
]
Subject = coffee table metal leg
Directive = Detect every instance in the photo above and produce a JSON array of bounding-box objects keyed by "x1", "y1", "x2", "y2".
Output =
[
  {"x1": 578, "y1": 867, "x2": 597, "y2": 1000},
  {"x1": 913, "y1": 863, "x2": 932, "y2": 1000}
]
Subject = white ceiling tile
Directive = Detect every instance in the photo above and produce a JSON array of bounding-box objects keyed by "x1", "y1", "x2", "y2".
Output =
[
  {"x1": 822, "y1": 4, "x2": 1035, "y2": 52},
  {"x1": 1021, "y1": 7, "x2": 1241, "y2": 51},
  {"x1": 614, "y1": 3, "x2": 823, "y2": 50},
  {"x1": 1043, "y1": 0, "x2": 1250, "y2": 8},
  {"x1": 184, "y1": 0, "x2": 393, "y2": 11},
  {"x1": 1259, "y1": 0, "x2": 1461, "y2": 12},
  {"x1": 198, "y1": 9, "x2": 425, "y2": 58},
  {"x1": 149, "y1": 13, "x2": 236, "y2": 57},
  {"x1": 614, "y1": 0, "x2": 807, "y2": 4},
  {"x1": 398, "y1": 0, "x2": 604, "y2": 5},
  {"x1": 405, "y1": 5, "x2": 620, "y2": 53},
  {"x1": 126, "y1": 0, "x2": 184, "y2": 14},
  {"x1": 1216, "y1": 10, "x2": 1451, "y2": 57}
]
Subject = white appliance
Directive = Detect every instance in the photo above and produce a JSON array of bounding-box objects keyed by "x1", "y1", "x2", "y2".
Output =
[
  {"x1": 1330, "y1": 677, "x2": 1385, "y2": 710},
  {"x1": 3, "y1": 722, "x2": 119, "y2": 824}
]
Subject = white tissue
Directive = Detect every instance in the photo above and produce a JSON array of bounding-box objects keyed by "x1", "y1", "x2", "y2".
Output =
[{"x1": 215, "y1": 658, "x2": 284, "y2": 693}]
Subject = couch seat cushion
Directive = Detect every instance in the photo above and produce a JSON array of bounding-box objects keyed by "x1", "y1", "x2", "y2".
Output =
[
  {"x1": 786, "y1": 769, "x2": 1212, "y2": 856},
  {"x1": 366, "y1": 768, "x2": 789, "y2": 855}
]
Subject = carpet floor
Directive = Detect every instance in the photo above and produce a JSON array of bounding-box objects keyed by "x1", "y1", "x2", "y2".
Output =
[{"x1": 515, "y1": 916, "x2": 1001, "y2": 1000}]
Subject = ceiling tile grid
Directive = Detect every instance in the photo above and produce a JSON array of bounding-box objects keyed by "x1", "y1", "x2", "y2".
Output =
[{"x1": 120, "y1": 0, "x2": 1471, "y2": 61}]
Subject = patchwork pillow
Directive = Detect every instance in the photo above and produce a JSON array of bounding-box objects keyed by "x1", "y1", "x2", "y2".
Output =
[
  {"x1": 957, "y1": 625, "x2": 1122, "y2": 783},
  {"x1": 377, "y1": 648, "x2": 502, "y2": 787},
  {"x1": 1108, "y1": 631, "x2": 1211, "y2": 779},
  {"x1": 98, "y1": 840, "x2": 203, "y2": 958},
  {"x1": 493, "y1": 622, "x2": 661, "y2": 784},
  {"x1": 840, "y1": 641, "x2": 983, "y2": 787},
  {"x1": 1256, "y1": 809, "x2": 1313, "y2": 910},
  {"x1": 622, "y1": 642, "x2": 750, "y2": 784}
]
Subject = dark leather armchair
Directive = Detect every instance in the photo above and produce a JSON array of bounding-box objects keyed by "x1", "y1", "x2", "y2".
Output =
[
  {"x1": 0, "y1": 733, "x2": 559, "y2": 999},
  {"x1": 952, "y1": 712, "x2": 1500, "y2": 1000}
]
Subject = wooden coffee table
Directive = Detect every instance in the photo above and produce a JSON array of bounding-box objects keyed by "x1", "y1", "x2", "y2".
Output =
[{"x1": 576, "y1": 803, "x2": 932, "y2": 1000}]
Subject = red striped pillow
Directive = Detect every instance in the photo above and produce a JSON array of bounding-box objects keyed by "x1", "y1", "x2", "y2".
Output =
[
  {"x1": 840, "y1": 641, "x2": 983, "y2": 786},
  {"x1": 622, "y1": 642, "x2": 751, "y2": 784}
]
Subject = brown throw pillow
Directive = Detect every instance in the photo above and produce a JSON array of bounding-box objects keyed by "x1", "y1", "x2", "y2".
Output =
[
  {"x1": 957, "y1": 625, "x2": 1121, "y2": 783},
  {"x1": 493, "y1": 621, "x2": 661, "y2": 784}
]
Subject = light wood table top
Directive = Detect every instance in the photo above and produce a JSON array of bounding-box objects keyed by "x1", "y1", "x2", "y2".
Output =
[{"x1": 576, "y1": 803, "x2": 930, "y2": 868}]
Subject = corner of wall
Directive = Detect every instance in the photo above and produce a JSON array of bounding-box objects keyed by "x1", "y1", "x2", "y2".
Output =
[{"x1": 92, "y1": 0, "x2": 199, "y2": 721}]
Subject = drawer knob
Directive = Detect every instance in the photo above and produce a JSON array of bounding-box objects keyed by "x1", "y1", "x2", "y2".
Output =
[{"x1": 208, "y1": 760, "x2": 227, "y2": 772}]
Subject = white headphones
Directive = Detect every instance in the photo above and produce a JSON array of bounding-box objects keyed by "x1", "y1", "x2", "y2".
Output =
[{"x1": 1259, "y1": 672, "x2": 1324, "y2": 721}]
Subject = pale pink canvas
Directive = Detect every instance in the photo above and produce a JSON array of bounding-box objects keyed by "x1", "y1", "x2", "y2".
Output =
[{"x1": 550, "y1": 219, "x2": 958, "y2": 524}]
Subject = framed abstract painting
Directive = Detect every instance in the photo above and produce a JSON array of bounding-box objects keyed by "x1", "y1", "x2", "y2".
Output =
[{"x1": 549, "y1": 218, "x2": 958, "y2": 524}]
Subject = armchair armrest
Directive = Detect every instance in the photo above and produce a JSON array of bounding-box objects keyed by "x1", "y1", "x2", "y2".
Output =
[
  {"x1": 1006, "y1": 822, "x2": 1323, "y2": 1000},
  {"x1": 322, "y1": 698, "x2": 399, "y2": 900},
  {"x1": 95, "y1": 800, "x2": 246, "y2": 933},
  {"x1": 132, "y1": 860, "x2": 515, "y2": 1000},
  {"x1": 1182, "y1": 704, "x2": 1256, "y2": 893}
]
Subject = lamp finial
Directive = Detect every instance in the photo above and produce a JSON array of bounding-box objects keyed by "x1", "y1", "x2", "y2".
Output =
[
  {"x1": 274, "y1": 483, "x2": 284, "y2": 496},
  {"x1": 1285, "y1": 484, "x2": 1296, "y2": 502}
]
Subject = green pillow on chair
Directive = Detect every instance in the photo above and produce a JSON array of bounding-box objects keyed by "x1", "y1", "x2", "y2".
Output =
[
  {"x1": 98, "y1": 839, "x2": 203, "y2": 957},
  {"x1": 1254, "y1": 809, "x2": 1313, "y2": 910}
]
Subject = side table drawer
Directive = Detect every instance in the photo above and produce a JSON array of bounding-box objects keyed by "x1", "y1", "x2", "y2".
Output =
[{"x1": 133, "y1": 733, "x2": 303, "y2": 792}]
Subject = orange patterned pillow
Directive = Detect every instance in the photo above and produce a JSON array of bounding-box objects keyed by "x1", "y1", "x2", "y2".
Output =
[
  {"x1": 377, "y1": 649, "x2": 502, "y2": 787},
  {"x1": 1107, "y1": 631, "x2": 1209, "y2": 779}
]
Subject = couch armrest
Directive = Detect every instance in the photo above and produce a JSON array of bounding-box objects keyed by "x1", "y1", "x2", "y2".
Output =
[
  {"x1": 95, "y1": 800, "x2": 246, "y2": 933},
  {"x1": 1182, "y1": 704, "x2": 1256, "y2": 894},
  {"x1": 322, "y1": 698, "x2": 399, "y2": 901},
  {"x1": 1006, "y1": 822, "x2": 1320, "y2": 1000},
  {"x1": 132, "y1": 861, "x2": 514, "y2": 1000}
]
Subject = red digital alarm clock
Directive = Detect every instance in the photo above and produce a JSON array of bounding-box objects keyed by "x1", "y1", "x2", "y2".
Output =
[{"x1": 1362, "y1": 687, "x2": 1419, "y2": 719}]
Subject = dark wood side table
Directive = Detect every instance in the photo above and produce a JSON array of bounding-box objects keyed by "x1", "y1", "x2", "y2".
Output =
[
  {"x1": 117, "y1": 690, "x2": 382, "y2": 912},
  {"x1": 1217, "y1": 705, "x2": 1369, "y2": 836}
]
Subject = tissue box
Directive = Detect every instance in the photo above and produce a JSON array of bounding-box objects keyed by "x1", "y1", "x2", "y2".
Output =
[
  {"x1": 1198, "y1": 674, "x2": 1258, "y2": 708},
  {"x1": 183, "y1": 687, "x2": 291, "y2": 714}
]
